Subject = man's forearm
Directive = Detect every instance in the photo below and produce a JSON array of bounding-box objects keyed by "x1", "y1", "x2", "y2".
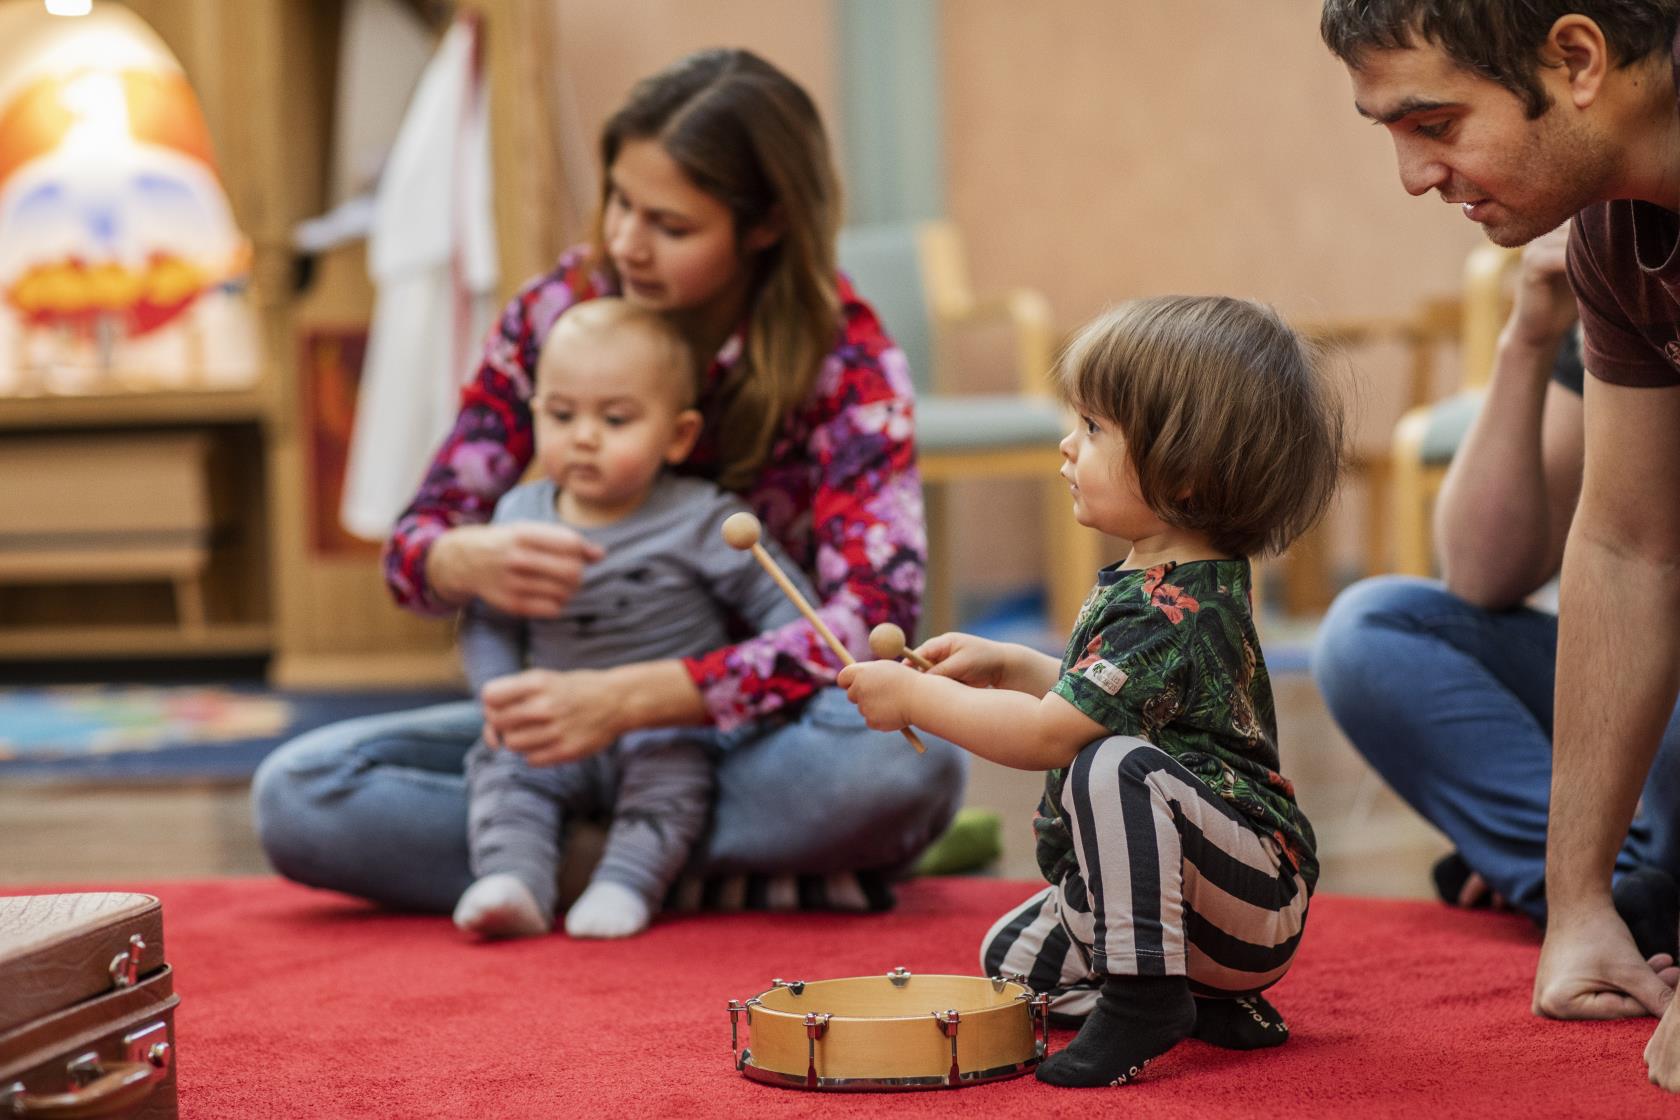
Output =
[
  {"x1": 1436, "y1": 328, "x2": 1558, "y2": 605},
  {"x1": 1548, "y1": 532, "x2": 1680, "y2": 913}
]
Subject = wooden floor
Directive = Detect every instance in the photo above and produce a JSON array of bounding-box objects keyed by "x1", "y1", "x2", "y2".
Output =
[{"x1": 0, "y1": 675, "x2": 1449, "y2": 899}]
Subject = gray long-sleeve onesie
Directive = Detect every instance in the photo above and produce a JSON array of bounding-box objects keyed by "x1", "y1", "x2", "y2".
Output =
[{"x1": 460, "y1": 473, "x2": 811, "y2": 914}]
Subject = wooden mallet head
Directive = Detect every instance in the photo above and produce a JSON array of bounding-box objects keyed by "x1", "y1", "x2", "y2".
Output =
[
  {"x1": 721, "y1": 510, "x2": 926, "y2": 753},
  {"x1": 869, "y1": 622, "x2": 934, "y2": 671},
  {"x1": 721, "y1": 511, "x2": 762, "y2": 551}
]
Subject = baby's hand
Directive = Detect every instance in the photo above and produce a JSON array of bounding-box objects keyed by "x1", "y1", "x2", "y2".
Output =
[{"x1": 837, "y1": 660, "x2": 918, "y2": 732}]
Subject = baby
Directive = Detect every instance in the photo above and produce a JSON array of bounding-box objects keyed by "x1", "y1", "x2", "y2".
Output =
[{"x1": 453, "y1": 298, "x2": 811, "y2": 939}]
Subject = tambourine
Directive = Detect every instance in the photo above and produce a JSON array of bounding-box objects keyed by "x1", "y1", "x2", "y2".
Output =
[{"x1": 727, "y1": 967, "x2": 1049, "y2": 1091}]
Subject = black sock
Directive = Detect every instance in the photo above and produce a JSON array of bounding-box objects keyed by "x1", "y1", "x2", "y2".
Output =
[
  {"x1": 1191, "y1": 994, "x2": 1289, "y2": 1049},
  {"x1": 1431, "y1": 851, "x2": 1488, "y2": 908},
  {"x1": 1035, "y1": 974, "x2": 1194, "y2": 1087},
  {"x1": 1613, "y1": 865, "x2": 1680, "y2": 960}
]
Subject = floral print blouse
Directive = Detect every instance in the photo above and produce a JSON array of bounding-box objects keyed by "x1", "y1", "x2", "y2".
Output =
[{"x1": 384, "y1": 247, "x2": 925, "y2": 729}]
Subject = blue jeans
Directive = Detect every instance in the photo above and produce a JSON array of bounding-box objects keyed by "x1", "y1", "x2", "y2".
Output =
[
  {"x1": 250, "y1": 687, "x2": 967, "y2": 913},
  {"x1": 1312, "y1": 575, "x2": 1680, "y2": 922}
]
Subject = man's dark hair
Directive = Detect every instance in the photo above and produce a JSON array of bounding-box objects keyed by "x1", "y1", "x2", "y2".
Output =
[{"x1": 1321, "y1": 1, "x2": 1680, "y2": 117}]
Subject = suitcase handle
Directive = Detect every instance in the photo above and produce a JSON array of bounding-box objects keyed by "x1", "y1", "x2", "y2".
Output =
[{"x1": 3, "y1": 1060, "x2": 162, "y2": 1119}]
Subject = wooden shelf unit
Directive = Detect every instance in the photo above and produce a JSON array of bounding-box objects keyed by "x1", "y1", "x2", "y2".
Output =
[
  {"x1": 0, "y1": 1, "x2": 551, "y2": 685},
  {"x1": 0, "y1": 388, "x2": 272, "y2": 433},
  {"x1": 0, "y1": 391, "x2": 276, "y2": 664}
]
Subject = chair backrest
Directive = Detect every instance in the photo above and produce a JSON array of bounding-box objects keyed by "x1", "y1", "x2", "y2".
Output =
[
  {"x1": 1459, "y1": 244, "x2": 1523, "y2": 391},
  {"x1": 837, "y1": 222, "x2": 935, "y2": 395}
]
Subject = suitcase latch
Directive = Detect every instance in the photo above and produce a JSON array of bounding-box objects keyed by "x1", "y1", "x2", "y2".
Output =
[
  {"x1": 0, "y1": 1028, "x2": 169, "y2": 1117},
  {"x1": 108, "y1": 933, "x2": 144, "y2": 989},
  {"x1": 124, "y1": 1020, "x2": 171, "y2": 1072}
]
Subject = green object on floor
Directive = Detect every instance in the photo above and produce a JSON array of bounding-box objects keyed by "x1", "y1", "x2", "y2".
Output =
[{"x1": 915, "y1": 807, "x2": 1003, "y2": 875}]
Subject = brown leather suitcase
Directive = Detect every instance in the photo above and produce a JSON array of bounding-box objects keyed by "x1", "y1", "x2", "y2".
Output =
[{"x1": 0, "y1": 893, "x2": 179, "y2": 1119}]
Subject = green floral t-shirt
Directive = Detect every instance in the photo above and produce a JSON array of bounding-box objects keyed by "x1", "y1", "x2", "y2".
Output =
[{"x1": 1037, "y1": 559, "x2": 1318, "y2": 890}]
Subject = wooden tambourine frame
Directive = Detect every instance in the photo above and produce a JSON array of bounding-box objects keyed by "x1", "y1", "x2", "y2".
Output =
[{"x1": 728, "y1": 968, "x2": 1049, "y2": 1091}]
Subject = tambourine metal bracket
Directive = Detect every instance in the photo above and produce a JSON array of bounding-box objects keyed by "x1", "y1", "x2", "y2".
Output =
[
  {"x1": 989, "y1": 971, "x2": 1026, "y2": 993},
  {"x1": 803, "y1": 1012, "x2": 831, "y2": 1088},
  {"x1": 933, "y1": 1009, "x2": 961, "y2": 1086},
  {"x1": 887, "y1": 966, "x2": 912, "y2": 988},
  {"x1": 1028, "y1": 993, "x2": 1050, "y2": 1059},
  {"x1": 728, "y1": 1000, "x2": 747, "y2": 1070}
]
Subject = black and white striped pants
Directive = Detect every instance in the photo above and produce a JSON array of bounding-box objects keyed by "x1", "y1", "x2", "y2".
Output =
[{"x1": 981, "y1": 736, "x2": 1309, "y2": 1015}]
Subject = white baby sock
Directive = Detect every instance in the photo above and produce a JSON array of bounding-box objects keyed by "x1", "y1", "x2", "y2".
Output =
[
  {"x1": 453, "y1": 873, "x2": 552, "y2": 938},
  {"x1": 563, "y1": 880, "x2": 652, "y2": 939}
]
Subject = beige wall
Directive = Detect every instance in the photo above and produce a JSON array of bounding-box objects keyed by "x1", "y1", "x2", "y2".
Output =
[
  {"x1": 940, "y1": 0, "x2": 1486, "y2": 596},
  {"x1": 548, "y1": 0, "x2": 838, "y2": 245},
  {"x1": 943, "y1": 0, "x2": 1484, "y2": 325}
]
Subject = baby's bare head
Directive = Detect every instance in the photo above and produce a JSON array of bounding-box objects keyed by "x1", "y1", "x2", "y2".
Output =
[{"x1": 537, "y1": 297, "x2": 697, "y2": 410}]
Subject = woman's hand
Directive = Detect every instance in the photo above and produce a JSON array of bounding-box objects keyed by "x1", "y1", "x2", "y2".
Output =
[
  {"x1": 480, "y1": 668, "x2": 621, "y2": 765},
  {"x1": 479, "y1": 661, "x2": 706, "y2": 766},
  {"x1": 429, "y1": 523, "x2": 605, "y2": 617}
]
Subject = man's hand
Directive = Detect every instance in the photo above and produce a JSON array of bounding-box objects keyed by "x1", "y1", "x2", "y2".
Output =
[
  {"x1": 480, "y1": 668, "x2": 620, "y2": 766},
  {"x1": 837, "y1": 660, "x2": 919, "y2": 732},
  {"x1": 1533, "y1": 903, "x2": 1676, "y2": 1020},
  {"x1": 1507, "y1": 223, "x2": 1577, "y2": 351},
  {"x1": 430, "y1": 522, "x2": 605, "y2": 617}
]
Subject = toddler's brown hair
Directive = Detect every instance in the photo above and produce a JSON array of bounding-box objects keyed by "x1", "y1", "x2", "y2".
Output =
[{"x1": 1055, "y1": 295, "x2": 1344, "y2": 558}]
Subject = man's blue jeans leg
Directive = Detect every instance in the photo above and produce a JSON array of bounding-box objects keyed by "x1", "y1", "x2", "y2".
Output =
[{"x1": 1311, "y1": 575, "x2": 1680, "y2": 923}]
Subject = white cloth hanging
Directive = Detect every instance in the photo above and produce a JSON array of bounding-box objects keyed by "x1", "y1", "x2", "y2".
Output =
[{"x1": 340, "y1": 13, "x2": 498, "y2": 541}]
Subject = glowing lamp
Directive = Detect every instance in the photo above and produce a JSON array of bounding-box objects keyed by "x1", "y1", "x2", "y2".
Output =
[{"x1": 0, "y1": 0, "x2": 259, "y2": 395}]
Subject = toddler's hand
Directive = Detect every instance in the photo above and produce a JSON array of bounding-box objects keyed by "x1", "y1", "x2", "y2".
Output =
[
  {"x1": 837, "y1": 660, "x2": 917, "y2": 732},
  {"x1": 917, "y1": 632, "x2": 1008, "y2": 689}
]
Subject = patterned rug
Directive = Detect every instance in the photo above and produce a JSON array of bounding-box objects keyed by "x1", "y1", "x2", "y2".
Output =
[
  {"x1": 0, "y1": 684, "x2": 468, "y2": 780},
  {"x1": 0, "y1": 686, "x2": 293, "y2": 759}
]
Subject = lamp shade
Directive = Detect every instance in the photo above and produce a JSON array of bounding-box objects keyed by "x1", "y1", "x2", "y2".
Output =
[{"x1": 0, "y1": 0, "x2": 258, "y2": 395}]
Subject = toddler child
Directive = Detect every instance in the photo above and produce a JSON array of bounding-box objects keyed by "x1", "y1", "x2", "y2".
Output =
[
  {"x1": 839, "y1": 295, "x2": 1343, "y2": 1086},
  {"x1": 453, "y1": 298, "x2": 812, "y2": 940}
]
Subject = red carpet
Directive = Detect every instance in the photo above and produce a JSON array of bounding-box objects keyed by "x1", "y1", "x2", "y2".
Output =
[{"x1": 16, "y1": 877, "x2": 1671, "y2": 1117}]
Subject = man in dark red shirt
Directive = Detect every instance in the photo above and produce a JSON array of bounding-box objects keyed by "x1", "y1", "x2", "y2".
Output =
[{"x1": 1322, "y1": 0, "x2": 1680, "y2": 1090}]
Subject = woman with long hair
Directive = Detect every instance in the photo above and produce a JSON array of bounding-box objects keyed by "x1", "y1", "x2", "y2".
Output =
[{"x1": 251, "y1": 48, "x2": 966, "y2": 915}]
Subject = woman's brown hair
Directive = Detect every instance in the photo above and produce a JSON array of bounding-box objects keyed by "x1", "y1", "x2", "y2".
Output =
[
  {"x1": 1056, "y1": 296, "x2": 1345, "y2": 559},
  {"x1": 593, "y1": 49, "x2": 841, "y2": 491}
]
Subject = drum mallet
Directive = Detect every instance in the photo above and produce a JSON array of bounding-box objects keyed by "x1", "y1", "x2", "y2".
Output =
[
  {"x1": 868, "y1": 623, "x2": 935, "y2": 672},
  {"x1": 722, "y1": 512, "x2": 925, "y2": 753}
]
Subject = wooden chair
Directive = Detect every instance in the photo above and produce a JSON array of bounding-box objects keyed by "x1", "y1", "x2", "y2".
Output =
[
  {"x1": 837, "y1": 220, "x2": 1101, "y2": 638},
  {"x1": 1389, "y1": 244, "x2": 1523, "y2": 576},
  {"x1": 1285, "y1": 297, "x2": 1464, "y2": 613}
]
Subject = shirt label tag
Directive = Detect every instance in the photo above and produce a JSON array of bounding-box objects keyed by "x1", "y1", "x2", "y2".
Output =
[{"x1": 1084, "y1": 658, "x2": 1127, "y2": 695}]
